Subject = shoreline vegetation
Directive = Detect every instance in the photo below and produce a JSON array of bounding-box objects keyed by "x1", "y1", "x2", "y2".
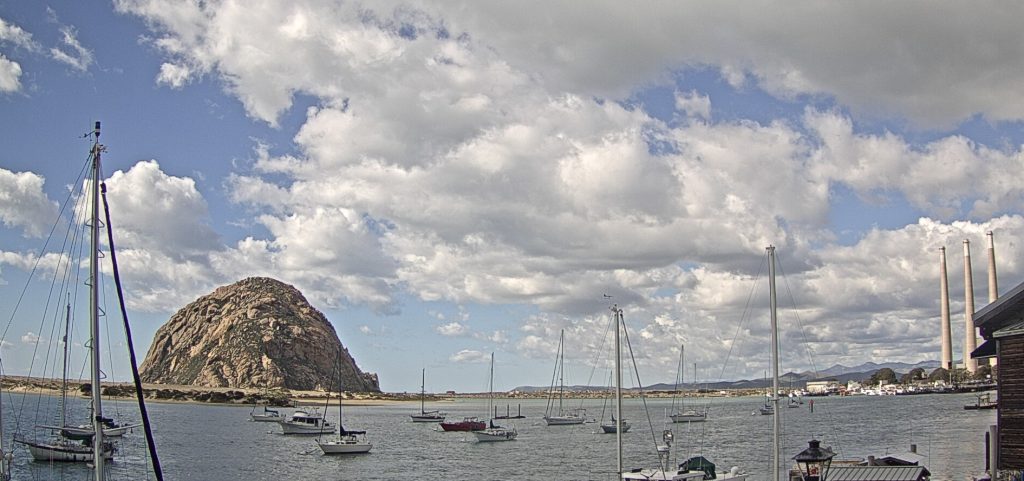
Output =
[{"x1": 1, "y1": 375, "x2": 766, "y2": 407}]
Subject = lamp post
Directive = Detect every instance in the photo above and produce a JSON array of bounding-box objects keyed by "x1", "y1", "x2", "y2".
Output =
[{"x1": 794, "y1": 440, "x2": 835, "y2": 481}]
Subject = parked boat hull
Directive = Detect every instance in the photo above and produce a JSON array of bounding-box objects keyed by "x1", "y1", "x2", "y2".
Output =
[
  {"x1": 543, "y1": 415, "x2": 585, "y2": 426},
  {"x1": 16, "y1": 437, "x2": 114, "y2": 462},
  {"x1": 410, "y1": 414, "x2": 445, "y2": 422},
  {"x1": 669, "y1": 412, "x2": 706, "y2": 423},
  {"x1": 601, "y1": 422, "x2": 631, "y2": 433},
  {"x1": 472, "y1": 428, "x2": 517, "y2": 442},
  {"x1": 318, "y1": 437, "x2": 372, "y2": 454},
  {"x1": 440, "y1": 419, "x2": 486, "y2": 431}
]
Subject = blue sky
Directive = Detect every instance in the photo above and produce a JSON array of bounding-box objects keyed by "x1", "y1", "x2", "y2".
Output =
[{"x1": 2, "y1": 1, "x2": 1023, "y2": 393}]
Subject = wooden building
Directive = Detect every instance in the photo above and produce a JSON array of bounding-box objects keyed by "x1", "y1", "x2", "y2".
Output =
[{"x1": 973, "y1": 280, "x2": 1024, "y2": 472}]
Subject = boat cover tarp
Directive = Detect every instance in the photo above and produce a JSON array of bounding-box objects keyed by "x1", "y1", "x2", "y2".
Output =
[{"x1": 681, "y1": 456, "x2": 716, "y2": 479}]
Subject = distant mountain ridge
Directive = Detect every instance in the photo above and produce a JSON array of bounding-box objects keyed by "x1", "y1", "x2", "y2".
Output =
[{"x1": 511, "y1": 360, "x2": 942, "y2": 392}]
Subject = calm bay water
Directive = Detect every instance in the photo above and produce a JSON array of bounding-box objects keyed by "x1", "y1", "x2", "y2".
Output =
[{"x1": 3, "y1": 391, "x2": 995, "y2": 480}]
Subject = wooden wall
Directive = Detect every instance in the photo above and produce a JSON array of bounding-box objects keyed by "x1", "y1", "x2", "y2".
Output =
[{"x1": 999, "y1": 335, "x2": 1024, "y2": 469}]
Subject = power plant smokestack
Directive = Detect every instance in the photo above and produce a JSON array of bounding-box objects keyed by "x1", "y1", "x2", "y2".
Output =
[
  {"x1": 963, "y1": 239, "x2": 978, "y2": 373},
  {"x1": 987, "y1": 231, "x2": 998, "y2": 303},
  {"x1": 939, "y1": 247, "x2": 953, "y2": 370}
]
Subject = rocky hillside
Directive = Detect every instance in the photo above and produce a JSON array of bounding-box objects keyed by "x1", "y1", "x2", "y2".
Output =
[{"x1": 139, "y1": 277, "x2": 379, "y2": 392}]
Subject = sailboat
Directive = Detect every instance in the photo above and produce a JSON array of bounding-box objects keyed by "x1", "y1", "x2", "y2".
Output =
[
  {"x1": 472, "y1": 353, "x2": 518, "y2": 442},
  {"x1": 11, "y1": 122, "x2": 164, "y2": 478},
  {"x1": 543, "y1": 330, "x2": 586, "y2": 426},
  {"x1": 599, "y1": 372, "x2": 630, "y2": 434},
  {"x1": 410, "y1": 368, "x2": 445, "y2": 422},
  {"x1": 668, "y1": 345, "x2": 707, "y2": 423},
  {"x1": 610, "y1": 305, "x2": 748, "y2": 481},
  {"x1": 317, "y1": 364, "x2": 372, "y2": 454}
]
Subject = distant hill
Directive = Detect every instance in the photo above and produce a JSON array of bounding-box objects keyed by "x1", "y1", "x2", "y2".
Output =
[
  {"x1": 140, "y1": 277, "x2": 379, "y2": 391},
  {"x1": 512, "y1": 360, "x2": 943, "y2": 392}
]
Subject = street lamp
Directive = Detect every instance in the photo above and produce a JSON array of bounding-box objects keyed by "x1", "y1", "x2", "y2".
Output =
[{"x1": 793, "y1": 439, "x2": 835, "y2": 481}]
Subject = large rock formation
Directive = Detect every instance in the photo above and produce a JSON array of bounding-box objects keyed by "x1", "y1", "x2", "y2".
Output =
[{"x1": 140, "y1": 277, "x2": 379, "y2": 392}]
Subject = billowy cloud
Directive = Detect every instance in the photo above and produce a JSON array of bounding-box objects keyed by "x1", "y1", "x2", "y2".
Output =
[
  {"x1": 9, "y1": 0, "x2": 1002, "y2": 380},
  {"x1": 449, "y1": 349, "x2": 489, "y2": 364},
  {"x1": 0, "y1": 168, "x2": 59, "y2": 237},
  {"x1": 0, "y1": 54, "x2": 23, "y2": 92}
]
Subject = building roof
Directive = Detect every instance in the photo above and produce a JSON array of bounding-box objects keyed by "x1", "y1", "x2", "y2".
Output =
[
  {"x1": 993, "y1": 320, "x2": 1024, "y2": 339},
  {"x1": 974, "y1": 279, "x2": 1024, "y2": 338},
  {"x1": 826, "y1": 465, "x2": 929, "y2": 481}
]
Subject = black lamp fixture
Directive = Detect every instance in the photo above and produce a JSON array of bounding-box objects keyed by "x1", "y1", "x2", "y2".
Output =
[{"x1": 793, "y1": 439, "x2": 836, "y2": 481}]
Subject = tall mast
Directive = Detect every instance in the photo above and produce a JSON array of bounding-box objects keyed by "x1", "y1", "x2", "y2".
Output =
[
  {"x1": 558, "y1": 330, "x2": 564, "y2": 414},
  {"x1": 768, "y1": 246, "x2": 780, "y2": 481},
  {"x1": 61, "y1": 302, "x2": 71, "y2": 429},
  {"x1": 420, "y1": 368, "x2": 425, "y2": 414},
  {"x1": 89, "y1": 120, "x2": 106, "y2": 480},
  {"x1": 488, "y1": 353, "x2": 494, "y2": 421},
  {"x1": 612, "y1": 305, "x2": 623, "y2": 476}
]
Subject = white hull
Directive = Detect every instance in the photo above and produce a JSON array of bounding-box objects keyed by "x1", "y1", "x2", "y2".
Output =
[
  {"x1": 281, "y1": 421, "x2": 337, "y2": 435},
  {"x1": 250, "y1": 413, "x2": 283, "y2": 422},
  {"x1": 472, "y1": 428, "x2": 517, "y2": 442},
  {"x1": 279, "y1": 409, "x2": 336, "y2": 435},
  {"x1": 59, "y1": 423, "x2": 140, "y2": 438},
  {"x1": 318, "y1": 436, "x2": 372, "y2": 454},
  {"x1": 669, "y1": 412, "x2": 706, "y2": 423},
  {"x1": 543, "y1": 415, "x2": 585, "y2": 426},
  {"x1": 17, "y1": 438, "x2": 114, "y2": 462}
]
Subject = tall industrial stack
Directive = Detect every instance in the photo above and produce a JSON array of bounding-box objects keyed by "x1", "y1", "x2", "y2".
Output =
[
  {"x1": 986, "y1": 231, "x2": 998, "y2": 367},
  {"x1": 963, "y1": 239, "x2": 978, "y2": 374},
  {"x1": 939, "y1": 247, "x2": 953, "y2": 370}
]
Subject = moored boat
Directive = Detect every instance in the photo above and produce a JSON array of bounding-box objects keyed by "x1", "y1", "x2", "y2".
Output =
[{"x1": 279, "y1": 408, "x2": 337, "y2": 435}]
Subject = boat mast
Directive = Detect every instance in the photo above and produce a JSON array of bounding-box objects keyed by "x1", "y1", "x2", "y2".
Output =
[
  {"x1": 61, "y1": 302, "x2": 71, "y2": 430},
  {"x1": 488, "y1": 353, "x2": 494, "y2": 422},
  {"x1": 89, "y1": 120, "x2": 106, "y2": 480},
  {"x1": 558, "y1": 330, "x2": 565, "y2": 415},
  {"x1": 612, "y1": 305, "x2": 623, "y2": 476},
  {"x1": 768, "y1": 246, "x2": 780, "y2": 481},
  {"x1": 420, "y1": 368, "x2": 426, "y2": 414}
]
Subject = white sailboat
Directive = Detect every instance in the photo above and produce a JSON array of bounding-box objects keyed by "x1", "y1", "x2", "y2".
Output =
[
  {"x1": 10, "y1": 123, "x2": 166, "y2": 480},
  {"x1": 543, "y1": 330, "x2": 586, "y2": 426},
  {"x1": 668, "y1": 345, "x2": 707, "y2": 423},
  {"x1": 317, "y1": 367, "x2": 371, "y2": 454},
  {"x1": 472, "y1": 353, "x2": 518, "y2": 442},
  {"x1": 410, "y1": 368, "x2": 445, "y2": 422},
  {"x1": 610, "y1": 305, "x2": 748, "y2": 481}
]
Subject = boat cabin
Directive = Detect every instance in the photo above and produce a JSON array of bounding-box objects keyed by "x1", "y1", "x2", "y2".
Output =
[{"x1": 972, "y1": 279, "x2": 1024, "y2": 475}]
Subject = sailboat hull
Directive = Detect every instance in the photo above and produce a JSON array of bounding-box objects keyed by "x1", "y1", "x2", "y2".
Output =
[
  {"x1": 543, "y1": 415, "x2": 585, "y2": 425},
  {"x1": 472, "y1": 428, "x2": 517, "y2": 442},
  {"x1": 601, "y1": 422, "x2": 630, "y2": 433},
  {"x1": 17, "y1": 437, "x2": 114, "y2": 462},
  {"x1": 318, "y1": 436, "x2": 372, "y2": 454},
  {"x1": 669, "y1": 412, "x2": 706, "y2": 423},
  {"x1": 410, "y1": 414, "x2": 445, "y2": 422}
]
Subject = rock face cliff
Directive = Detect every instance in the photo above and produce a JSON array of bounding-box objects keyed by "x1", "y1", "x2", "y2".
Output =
[{"x1": 139, "y1": 277, "x2": 379, "y2": 392}]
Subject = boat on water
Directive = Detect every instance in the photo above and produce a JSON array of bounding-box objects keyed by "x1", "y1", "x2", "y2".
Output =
[
  {"x1": 440, "y1": 417, "x2": 487, "y2": 432},
  {"x1": 543, "y1": 330, "x2": 587, "y2": 426},
  {"x1": 964, "y1": 392, "x2": 997, "y2": 410},
  {"x1": 601, "y1": 416, "x2": 630, "y2": 434},
  {"x1": 280, "y1": 408, "x2": 337, "y2": 435},
  {"x1": 471, "y1": 353, "x2": 517, "y2": 443},
  {"x1": 608, "y1": 305, "x2": 748, "y2": 481},
  {"x1": 250, "y1": 405, "x2": 284, "y2": 422},
  {"x1": 410, "y1": 368, "x2": 446, "y2": 422},
  {"x1": 10, "y1": 123, "x2": 164, "y2": 477},
  {"x1": 668, "y1": 345, "x2": 707, "y2": 423},
  {"x1": 317, "y1": 363, "x2": 371, "y2": 454}
]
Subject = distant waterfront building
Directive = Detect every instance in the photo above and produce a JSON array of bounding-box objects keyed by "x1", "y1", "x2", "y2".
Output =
[
  {"x1": 806, "y1": 380, "x2": 839, "y2": 394},
  {"x1": 972, "y1": 279, "x2": 1024, "y2": 475}
]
